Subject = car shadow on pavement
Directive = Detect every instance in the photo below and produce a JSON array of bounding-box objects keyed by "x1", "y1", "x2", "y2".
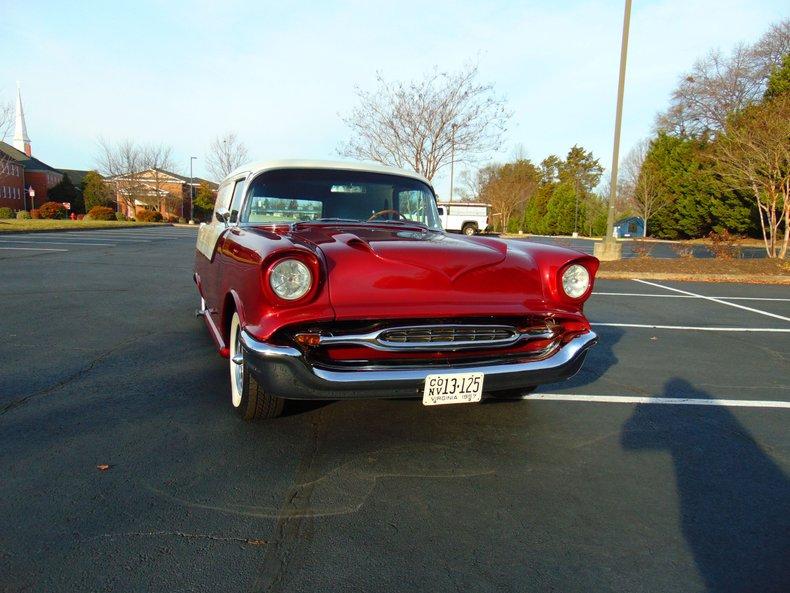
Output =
[
  {"x1": 621, "y1": 378, "x2": 790, "y2": 593},
  {"x1": 529, "y1": 325, "x2": 623, "y2": 394}
]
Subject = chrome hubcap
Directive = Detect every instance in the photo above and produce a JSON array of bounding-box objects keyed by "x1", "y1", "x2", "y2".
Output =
[{"x1": 231, "y1": 323, "x2": 243, "y2": 406}]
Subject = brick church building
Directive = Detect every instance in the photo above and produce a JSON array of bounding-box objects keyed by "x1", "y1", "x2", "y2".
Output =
[{"x1": 0, "y1": 85, "x2": 64, "y2": 210}]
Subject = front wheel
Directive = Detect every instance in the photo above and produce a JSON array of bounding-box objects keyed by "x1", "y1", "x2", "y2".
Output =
[
  {"x1": 462, "y1": 224, "x2": 477, "y2": 236},
  {"x1": 228, "y1": 312, "x2": 285, "y2": 420}
]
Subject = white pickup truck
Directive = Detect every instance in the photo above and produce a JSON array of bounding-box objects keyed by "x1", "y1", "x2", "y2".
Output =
[{"x1": 436, "y1": 202, "x2": 491, "y2": 235}]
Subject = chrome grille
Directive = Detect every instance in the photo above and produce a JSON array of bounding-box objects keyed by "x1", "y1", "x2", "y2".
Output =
[
  {"x1": 380, "y1": 326, "x2": 516, "y2": 345},
  {"x1": 313, "y1": 323, "x2": 556, "y2": 351}
]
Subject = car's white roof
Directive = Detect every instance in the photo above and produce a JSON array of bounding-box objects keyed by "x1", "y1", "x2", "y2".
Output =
[{"x1": 225, "y1": 159, "x2": 432, "y2": 187}]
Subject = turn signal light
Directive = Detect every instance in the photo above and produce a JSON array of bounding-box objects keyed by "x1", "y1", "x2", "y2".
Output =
[{"x1": 295, "y1": 333, "x2": 322, "y2": 347}]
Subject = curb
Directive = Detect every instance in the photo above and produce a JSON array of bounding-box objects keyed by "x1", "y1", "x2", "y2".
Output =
[
  {"x1": 0, "y1": 223, "x2": 172, "y2": 235},
  {"x1": 596, "y1": 271, "x2": 790, "y2": 285}
]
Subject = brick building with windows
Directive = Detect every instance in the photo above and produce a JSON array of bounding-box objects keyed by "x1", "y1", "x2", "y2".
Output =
[{"x1": 108, "y1": 168, "x2": 217, "y2": 220}]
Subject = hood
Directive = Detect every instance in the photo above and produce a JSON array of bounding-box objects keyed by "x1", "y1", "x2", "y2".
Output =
[{"x1": 287, "y1": 224, "x2": 546, "y2": 319}]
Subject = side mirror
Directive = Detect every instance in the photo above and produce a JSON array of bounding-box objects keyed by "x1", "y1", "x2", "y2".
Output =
[
  {"x1": 437, "y1": 207, "x2": 445, "y2": 215},
  {"x1": 215, "y1": 208, "x2": 230, "y2": 226}
]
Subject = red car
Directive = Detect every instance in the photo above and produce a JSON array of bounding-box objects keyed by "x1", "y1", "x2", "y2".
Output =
[{"x1": 194, "y1": 160, "x2": 598, "y2": 420}]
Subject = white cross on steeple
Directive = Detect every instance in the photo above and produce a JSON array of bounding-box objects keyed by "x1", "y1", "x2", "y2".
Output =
[{"x1": 13, "y1": 82, "x2": 31, "y2": 157}]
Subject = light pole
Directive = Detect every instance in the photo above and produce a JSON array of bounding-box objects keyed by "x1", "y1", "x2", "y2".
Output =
[
  {"x1": 189, "y1": 156, "x2": 196, "y2": 222},
  {"x1": 594, "y1": 0, "x2": 631, "y2": 261},
  {"x1": 449, "y1": 123, "x2": 458, "y2": 202}
]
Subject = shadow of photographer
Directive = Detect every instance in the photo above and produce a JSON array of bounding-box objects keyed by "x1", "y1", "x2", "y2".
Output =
[{"x1": 621, "y1": 378, "x2": 790, "y2": 593}]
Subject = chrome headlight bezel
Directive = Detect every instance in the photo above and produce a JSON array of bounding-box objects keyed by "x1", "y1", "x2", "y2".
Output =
[
  {"x1": 561, "y1": 264, "x2": 591, "y2": 299},
  {"x1": 269, "y1": 258, "x2": 313, "y2": 301}
]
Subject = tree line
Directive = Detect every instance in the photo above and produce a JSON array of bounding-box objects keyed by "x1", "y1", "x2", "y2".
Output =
[
  {"x1": 627, "y1": 19, "x2": 789, "y2": 257},
  {"x1": 339, "y1": 20, "x2": 788, "y2": 257}
]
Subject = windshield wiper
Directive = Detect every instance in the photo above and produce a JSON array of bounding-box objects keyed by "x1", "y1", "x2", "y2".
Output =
[
  {"x1": 366, "y1": 219, "x2": 428, "y2": 229},
  {"x1": 306, "y1": 218, "x2": 363, "y2": 223}
]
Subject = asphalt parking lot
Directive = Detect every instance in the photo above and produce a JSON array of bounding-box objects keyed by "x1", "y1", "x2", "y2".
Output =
[{"x1": 1, "y1": 228, "x2": 788, "y2": 593}]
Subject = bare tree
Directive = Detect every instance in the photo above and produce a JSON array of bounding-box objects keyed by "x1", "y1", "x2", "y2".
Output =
[
  {"x1": 714, "y1": 94, "x2": 789, "y2": 258},
  {"x1": 141, "y1": 143, "x2": 178, "y2": 213},
  {"x1": 657, "y1": 18, "x2": 789, "y2": 136},
  {"x1": 621, "y1": 139, "x2": 666, "y2": 237},
  {"x1": 750, "y1": 19, "x2": 790, "y2": 80},
  {"x1": 339, "y1": 64, "x2": 511, "y2": 181},
  {"x1": 479, "y1": 160, "x2": 539, "y2": 233},
  {"x1": 0, "y1": 98, "x2": 13, "y2": 142},
  {"x1": 206, "y1": 132, "x2": 249, "y2": 181},
  {"x1": 95, "y1": 138, "x2": 146, "y2": 215}
]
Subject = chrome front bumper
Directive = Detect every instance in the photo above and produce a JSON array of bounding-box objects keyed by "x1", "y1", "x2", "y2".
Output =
[{"x1": 239, "y1": 331, "x2": 597, "y2": 400}]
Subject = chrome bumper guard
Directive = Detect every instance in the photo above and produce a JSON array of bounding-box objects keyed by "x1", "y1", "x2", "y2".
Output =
[{"x1": 239, "y1": 331, "x2": 597, "y2": 400}]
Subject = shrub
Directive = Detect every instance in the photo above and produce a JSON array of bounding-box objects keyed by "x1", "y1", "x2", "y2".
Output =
[
  {"x1": 136, "y1": 210, "x2": 163, "y2": 222},
  {"x1": 707, "y1": 230, "x2": 740, "y2": 259},
  {"x1": 165, "y1": 214, "x2": 179, "y2": 223},
  {"x1": 16, "y1": 210, "x2": 31, "y2": 220},
  {"x1": 115, "y1": 211, "x2": 128, "y2": 221},
  {"x1": 0, "y1": 207, "x2": 14, "y2": 219},
  {"x1": 670, "y1": 243, "x2": 695, "y2": 258},
  {"x1": 86, "y1": 206, "x2": 115, "y2": 221},
  {"x1": 38, "y1": 201, "x2": 68, "y2": 219},
  {"x1": 631, "y1": 240, "x2": 653, "y2": 258},
  {"x1": 178, "y1": 217, "x2": 186, "y2": 224},
  {"x1": 76, "y1": 214, "x2": 85, "y2": 220},
  {"x1": 30, "y1": 208, "x2": 41, "y2": 219}
]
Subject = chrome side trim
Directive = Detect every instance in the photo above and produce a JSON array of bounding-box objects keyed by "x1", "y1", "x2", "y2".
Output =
[
  {"x1": 239, "y1": 332, "x2": 303, "y2": 358},
  {"x1": 309, "y1": 324, "x2": 556, "y2": 352}
]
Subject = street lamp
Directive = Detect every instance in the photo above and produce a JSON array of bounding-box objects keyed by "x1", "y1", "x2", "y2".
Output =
[
  {"x1": 594, "y1": 0, "x2": 631, "y2": 261},
  {"x1": 189, "y1": 156, "x2": 197, "y2": 222},
  {"x1": 449, "y1": 123, "x2": 458, "y2": 202}
]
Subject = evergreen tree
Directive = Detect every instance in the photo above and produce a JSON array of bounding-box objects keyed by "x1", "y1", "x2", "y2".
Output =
[
  {"x1": 193, "y1": 181, "x2": 217, "y2": 221},
  {"x1": 83, "y1": 171, "x2": 114, "y2": 211},
  {"x1": 764, "y1": 53, "x2": 790, "y2": 99},
  {"x1": 644, "y1": 133, "x2": 754, "y2": 239},
  {"x1": 544, "y1": 182, "x2": 579, "y2": 235},
  {"x1": 48, "y1": 174, "x2": 83, "y2": 213}
]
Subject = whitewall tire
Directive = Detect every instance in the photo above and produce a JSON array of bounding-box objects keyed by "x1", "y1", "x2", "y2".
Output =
[{"x1": 228, "y1": 312, "x2": 285, "y2": 420}]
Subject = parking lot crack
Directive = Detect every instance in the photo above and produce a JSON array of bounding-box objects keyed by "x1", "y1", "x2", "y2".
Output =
[
  {"x1": 253, "y1": 408, "x2": 327, "y2": 593},
  {"x1": 90, "y1": 531, "x2": 268, "y2": 546},
  {"x1": 0, "y1": 333, "x2": 152, "y2": 417}
]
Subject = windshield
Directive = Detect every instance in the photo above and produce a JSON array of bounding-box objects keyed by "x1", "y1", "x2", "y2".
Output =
[{"x1": 240, "y1": 168, "x2": 442, "y2": 230}]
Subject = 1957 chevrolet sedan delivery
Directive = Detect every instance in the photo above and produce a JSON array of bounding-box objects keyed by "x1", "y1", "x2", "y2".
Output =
[{"x1": 194, "y1": 160, "x2": 598, "y2": 420}]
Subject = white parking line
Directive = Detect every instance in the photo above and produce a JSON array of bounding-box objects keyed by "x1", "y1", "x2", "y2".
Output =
[
  {"x1": 523, "y1": 393, "x2": 790, "y2": 409},
  {"x1": 0, "y1": 240, "x2": 116, "y2": 247},
  {"x1": 21, "y1": 234, "x2": 152, "y2": 242},
  {"x1": 591, "y1": 322, "x2": 790, "y2": 332},
  {"x1": 0, "y1": 246, "x2": 68, "y2": 252},
  {"x1": 634, "y1": 279, "x2": 790, "y2": 323},
  {"x1": 594, "y1": 292, "x2": 790, "y2": 302}
]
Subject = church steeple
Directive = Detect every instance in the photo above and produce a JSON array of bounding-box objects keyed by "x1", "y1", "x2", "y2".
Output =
[{"x1": 13, "y1": 83, "x2": 31, "y2": 157}]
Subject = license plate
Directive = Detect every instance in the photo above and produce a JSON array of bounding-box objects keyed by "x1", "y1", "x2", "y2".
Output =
[{"x1": 423, "y1": 372, "x2": 484, "y2": 406}]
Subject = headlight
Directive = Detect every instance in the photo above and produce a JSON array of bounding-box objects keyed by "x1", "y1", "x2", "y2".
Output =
[
  {"x1": 561, "y1": 264, "x2": 590, "y2": 298},
  {"x1": 269, "y1": 259, "x2": 312, "y2": 300}
]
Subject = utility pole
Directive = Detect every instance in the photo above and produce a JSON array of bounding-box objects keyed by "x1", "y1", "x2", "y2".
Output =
[
  {"x1": 189, "y1": 156, "x2": 197, "y2": 221},
  {"x1": 449, "y1": 123, "x2": 458, "y2": 202},
  {"x1": 594, "y1": 0, "x2": 631, "y2": 261}
]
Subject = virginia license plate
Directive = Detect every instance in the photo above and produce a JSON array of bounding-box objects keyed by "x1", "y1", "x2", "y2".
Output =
[{"x1": 423, "y1": 372, "x2": 484, "y2": 405}]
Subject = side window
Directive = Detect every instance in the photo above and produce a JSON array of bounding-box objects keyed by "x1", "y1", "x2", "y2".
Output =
[
  {"x1": 229, "y1": 179, "x2": 246, "y2": 223},
  {"x1": 213, "y1": 182, "x2": 232, "y2": 220}
]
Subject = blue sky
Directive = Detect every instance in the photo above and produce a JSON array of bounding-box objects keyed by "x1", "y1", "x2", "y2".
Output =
[{"x1": 1, "y1": 0, "x2": 787, "y2": 196}]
